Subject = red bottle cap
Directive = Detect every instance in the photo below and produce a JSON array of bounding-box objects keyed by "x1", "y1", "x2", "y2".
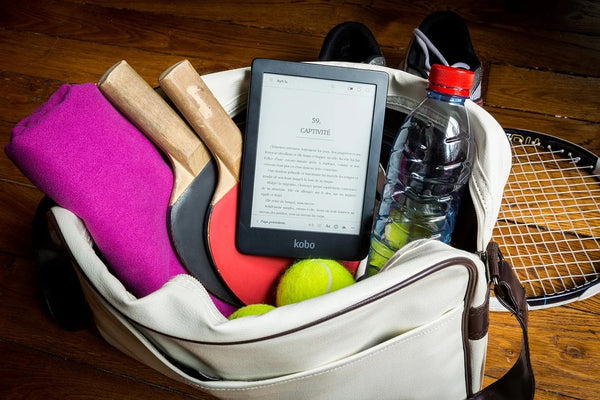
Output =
[{"x1": 427, "y1": 64, "x2": 475, "y2": 97}]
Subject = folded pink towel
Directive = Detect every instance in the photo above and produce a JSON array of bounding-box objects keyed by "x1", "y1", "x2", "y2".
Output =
[{"x1": 6, "y1": 83, "x2": 235, "y2": 316}]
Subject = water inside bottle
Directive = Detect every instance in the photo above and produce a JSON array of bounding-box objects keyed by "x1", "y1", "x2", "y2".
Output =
[{"x1": 367, "y1": 112, "x2": 472, "y2": 275}]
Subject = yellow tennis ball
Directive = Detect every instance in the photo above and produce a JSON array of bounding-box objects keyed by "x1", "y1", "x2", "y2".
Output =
[
  {"x1": 228, "y1": 304, "x2": 275, "y2": 320},
  {"x1": 276, "y1": 259, "x2": 355, "y2": 306},
  {"x1": 385, "y1": 220, "x2": 409, "y2": 249},
  {"x1": 366, "y1": 237, "x2": 395, "y2": 276}
]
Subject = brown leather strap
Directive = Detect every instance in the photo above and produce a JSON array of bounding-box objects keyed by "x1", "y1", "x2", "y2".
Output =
[{"x1": 469, "y1": 242, "x2": 535, "y2": 399}]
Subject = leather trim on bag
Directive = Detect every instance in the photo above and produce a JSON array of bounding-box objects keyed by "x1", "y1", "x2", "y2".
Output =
[
  {"x1": 458, "y1": 258, "x2": 478, "y2": 396},
  {"x1": 468, "y1": 287, "x2": 489, "y2": 340},
  {"x1": 469, "y1": 242, "x2": 536, "y2": 399}
]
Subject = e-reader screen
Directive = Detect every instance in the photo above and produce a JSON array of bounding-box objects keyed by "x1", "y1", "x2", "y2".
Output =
[{"x1": 237, "y1": 59, "x2": 388, "y2": 260}]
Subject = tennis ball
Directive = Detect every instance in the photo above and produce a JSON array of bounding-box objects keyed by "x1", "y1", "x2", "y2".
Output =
[
  {"x1": 385, "y1": 220, "x2": 410, "y2": 249},
  {"x1": 366, "y1": 238, "x2": 395, "y2": 276},
  {"x1": 367, "y1": 219, "x2": 412, "y2": 277},
  {"x1": 228, "y1": 304, "x2": 275, "y2": 320},
  {"x1": 276, "y1": 259, "x2": 355, "y2": 306}
]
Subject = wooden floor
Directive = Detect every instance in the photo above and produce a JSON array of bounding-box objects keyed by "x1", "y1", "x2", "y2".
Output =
[{"x1": 1, "y1": 1, "x2": 599, "y2": 399}]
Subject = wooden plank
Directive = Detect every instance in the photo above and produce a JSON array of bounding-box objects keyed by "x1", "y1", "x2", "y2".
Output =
[
  {"x1": 0, "y1": 1, "x2": 327, "y2": 71},
  {"x1": 3, "y1": 0, "x2": 598, "y2": 77},
  {"x1": 565, "y1": 294, "x2": 600, "y2": 315},
  {"x1": 486, "y1": 64, "x2": 600, "y2": 122},
  {"x1": 372, "y1": 0, "x2": 600, "y2": 59},
  {"x1": 0, "y1": 253, "x2": 215, "y2": 398},
  {"x1": 471, "y1": 30, "x2": 599, "y2": 78},
  {"x1": 0, "y1": 340, "x2": 212, "y2": 399},
  {"x1": 66, "y1": 0, "x2": 600, "y2": 36},
  {"x1": 64, "y1": 0, "x2": 600, "y2": 76},
  {"x1": 485, "y1": 107, "x2": 600, "y2": 155},
  {"x1": 422, "y1": 0, "x2": 600, "y2": 36},
  {"x1": 38, "y1": 0, "x2": 404, "y2": 36},
  {"x1": 0, "y1": 182, "x2": 44, "y2": 256},
  {"x1": 486, "y1": 306, "x2": 600, "y2": 400},
  {"x1": 0, "y1": 71, "x2": 63, "y2": 124},
  {"x1": 0, "y1": 30, "x2": 227, "y2": 85},
  {"x1": 0, "y1": 72, "x2": 58, "y2": 187},
  {"x1": 1, "y1": 121, "x2": 34, "y2": 186}
]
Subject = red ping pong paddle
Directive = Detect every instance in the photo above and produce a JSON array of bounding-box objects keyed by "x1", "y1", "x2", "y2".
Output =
[
  {"x1": 159, "y1": 60, "x2": 359, "y2": 305},
  {"x1": 97, "y1": 60, "x2": 242, "y2": 306}
]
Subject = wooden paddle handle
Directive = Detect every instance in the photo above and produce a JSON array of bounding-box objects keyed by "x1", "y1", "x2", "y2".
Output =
[
  {"x1": 98, "y1": 60, "x2": 211, "y2": 179},
  {"x1": 159, "y1": 60, "x2": 243, "y2": 180}
]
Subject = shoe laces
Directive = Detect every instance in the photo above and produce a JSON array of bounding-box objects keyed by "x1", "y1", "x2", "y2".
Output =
[{"x1": 413, "y1": 28, "x2": 471, "y2": 73}]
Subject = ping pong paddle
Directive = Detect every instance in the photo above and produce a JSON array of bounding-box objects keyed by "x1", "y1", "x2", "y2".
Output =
[
  {"x1": 97, "y1": 60, "x2": 242, "y2": 307},
  {"x1": 159, "y1": 60, "x2": 359, "y2": 305}
]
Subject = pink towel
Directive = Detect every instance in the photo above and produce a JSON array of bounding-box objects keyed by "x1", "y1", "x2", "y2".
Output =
[{"x1": 6, "y1": 83, "x2": 235, "y2": 316}]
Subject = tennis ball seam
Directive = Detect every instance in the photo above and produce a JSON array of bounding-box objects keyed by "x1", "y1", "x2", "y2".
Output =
[{"x1": 314, "y1": 259, "x2": 333, "y2": 294}]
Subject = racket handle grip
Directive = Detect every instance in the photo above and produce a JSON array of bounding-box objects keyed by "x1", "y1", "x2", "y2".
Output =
[
  {"x1": 98, "y1": 60, "x2": 211, "y2": 178},
  {"x1": 159, "y1": 60, "x2": 243, "y2": 180}
]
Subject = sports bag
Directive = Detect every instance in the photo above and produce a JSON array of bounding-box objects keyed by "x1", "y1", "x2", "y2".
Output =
[{"x1": 35, "y1": 63, "x2": 534, "y2": 399}]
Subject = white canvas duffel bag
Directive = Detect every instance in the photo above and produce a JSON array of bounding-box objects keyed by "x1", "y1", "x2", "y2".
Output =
[{"x1": 38, "y1": 63, "x2": 534, "y2": 400}]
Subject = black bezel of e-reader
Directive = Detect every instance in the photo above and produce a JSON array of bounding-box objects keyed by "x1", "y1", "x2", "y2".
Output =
[{"x1": 236, "y1": 58, "x2": 388, "y2": 260}]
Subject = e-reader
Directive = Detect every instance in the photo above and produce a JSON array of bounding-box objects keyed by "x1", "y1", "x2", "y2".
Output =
[{"x1": 236, "y1": 59, "x2": 388, "y2": 260}]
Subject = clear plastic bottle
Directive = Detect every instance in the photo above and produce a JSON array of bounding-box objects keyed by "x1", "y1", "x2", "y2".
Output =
[{"x1": 367, "y1": 64, "x2": 475, "y2": 276}]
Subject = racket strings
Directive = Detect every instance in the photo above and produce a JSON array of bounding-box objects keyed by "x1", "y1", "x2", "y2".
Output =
[
  {"x1": 493, "y1": 141, "x2": 600, "y2": 299},
  {"x1": 524, "y1": 143, "x2": 580, "y2": 294}
]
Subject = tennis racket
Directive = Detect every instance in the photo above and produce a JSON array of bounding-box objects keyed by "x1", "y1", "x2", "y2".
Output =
[{"x1": 490, "y1": 128, "x2": 600, "y2": 310}]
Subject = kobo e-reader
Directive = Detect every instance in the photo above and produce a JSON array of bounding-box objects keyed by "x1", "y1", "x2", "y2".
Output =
[{"x1": 236, "y1": 59, "x2": 388, "y2": 260}]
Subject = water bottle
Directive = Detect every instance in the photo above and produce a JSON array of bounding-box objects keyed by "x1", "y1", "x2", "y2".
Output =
[{"x1": 367, "y1": 64, "x2": 475, "y2": 276}]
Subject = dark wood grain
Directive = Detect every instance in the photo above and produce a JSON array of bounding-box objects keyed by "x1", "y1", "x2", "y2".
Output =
[
  {"x1": 0, "y1": 183, "x2": 44, "y2": 256},
  {"x1": 487, "y1": 64, "x2": 600, "y2": 122},
  {"x1": 487, "y1": 306, "x2": 600, "y2": 399},
  {"x1": 485, "y1": 107, "x2": 600, "y2": 153},
  {"x1": 0, "y1": 253, "x2": 217, "y2": 398},
  {"x1": 0, "y1": 0, "x2": 598, "y2": 399},
  {"x1": 0, "y1": 340, "x2": 209, "y2": 400}
]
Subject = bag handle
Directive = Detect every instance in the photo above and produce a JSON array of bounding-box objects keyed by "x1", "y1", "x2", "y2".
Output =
[{"x1": 469, "y1": 242, "x2": 535, "y2": 399}]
